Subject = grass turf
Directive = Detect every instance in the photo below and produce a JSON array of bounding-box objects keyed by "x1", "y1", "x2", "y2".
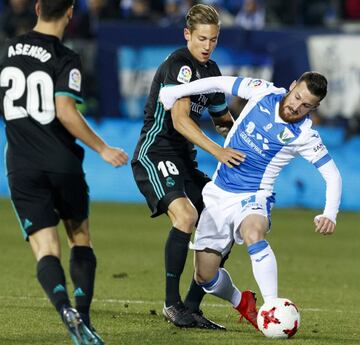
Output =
[{"x1": 0, "y1": 199, "x2": 359, "y2": 344}]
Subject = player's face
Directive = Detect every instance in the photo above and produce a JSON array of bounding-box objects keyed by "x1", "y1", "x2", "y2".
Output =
[
  {"x1": 279, "y1": 81, "x2": 320, "y2": 123},
  {"x1": 185, "y1": 24, "x2": 219, "y2": 64}
]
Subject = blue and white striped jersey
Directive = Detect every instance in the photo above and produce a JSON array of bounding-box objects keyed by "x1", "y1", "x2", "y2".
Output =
[{"x1": 213, "y1": 77, "x2": 331, "y2": 193}]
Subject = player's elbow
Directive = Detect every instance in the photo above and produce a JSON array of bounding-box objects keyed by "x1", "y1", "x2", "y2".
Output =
[{"x1": 56, "y1": 107, "x2": 68, "y2": 122}]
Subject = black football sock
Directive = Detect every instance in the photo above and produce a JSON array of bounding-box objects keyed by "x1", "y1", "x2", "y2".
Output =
[
  {"x1": 165, "y1": 227, "x2": 191, "y2": 307},
  {"x1": 184, "y1": 277, "x2": 206, "y2": 312},
  {"x1": 184, "y1": 248, "x2": 230, "y2": 312},
  {"x1": 70, "y1": 246, "x2": 97, "y2": 328},
  {"x1": 36, "y1": 255, "x2": 71, "y2": 313}
]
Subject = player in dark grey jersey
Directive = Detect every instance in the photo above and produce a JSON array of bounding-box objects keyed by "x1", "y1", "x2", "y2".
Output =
[
  {"x1": 132, "y1": 4, "x2": 245, "y2": 329},
  {"x1": 0, "y1": 1, "x2": 127, "y2": 344}
]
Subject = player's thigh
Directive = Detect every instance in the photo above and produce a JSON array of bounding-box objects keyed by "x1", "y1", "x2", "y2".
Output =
[
  {"x1": 131, "y1": 156, "x2": 187, "y2": 217},
  {"x1": 190, "y1": 183, "x2": 234, "y2": 257},
  {"x1": 232, "y1": 191, "x2": 275, "y2": 245},
  {"x1": 7, "y1": 170, "x2": 60, "y2": 240},
  {"x1": 184, "y1": 166, "x2": 211, "y2": 216},
  {"x1": 49, "y1": 172, "x2": 89, "y2": 223}
]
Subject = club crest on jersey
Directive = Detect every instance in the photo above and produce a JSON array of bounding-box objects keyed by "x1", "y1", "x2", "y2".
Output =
[
  {"x1": 166, "y1": 177, "x2": 175, "y2": 187},
  {"x1": 277, "y1": 127, "x2": 295, "y2": 143},
  {"x1": 177, "y1": 65, "x2": 192, "y2": 84},
  {"x1": 69, "y1": 68, "x2": 81, "y2": 92}
]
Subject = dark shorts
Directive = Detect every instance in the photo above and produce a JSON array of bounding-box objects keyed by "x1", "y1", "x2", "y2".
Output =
[
  {"x1": 8, "y1": 170, "x2": 89, "y2": 240},
  {"x1": 132, "y1": 154, "x2": 211, "y2": 217}
]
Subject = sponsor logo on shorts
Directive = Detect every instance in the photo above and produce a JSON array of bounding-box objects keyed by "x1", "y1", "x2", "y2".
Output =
[
  {"x1": 241, "y1": 195, "x2": 256, "y2": 207},
  {"x1": 23, "y1": 218, "x2": 32, "y2": 230}
]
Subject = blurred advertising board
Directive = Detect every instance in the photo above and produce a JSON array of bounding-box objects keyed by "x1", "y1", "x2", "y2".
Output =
[
  {"x1": 308, "y1": 35, "x2": 360, "y2": 119},
  {"x1": 117, "y1": 45, "x2": 273, "y2": 119}
]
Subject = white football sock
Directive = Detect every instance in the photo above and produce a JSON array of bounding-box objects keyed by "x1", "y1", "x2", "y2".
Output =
[
  {"x1": 248, "y1": 240, "x2": 278, "y2": 302},
  {"x1": 201, "y1": 267, "x2": 241, "y2": 307}
]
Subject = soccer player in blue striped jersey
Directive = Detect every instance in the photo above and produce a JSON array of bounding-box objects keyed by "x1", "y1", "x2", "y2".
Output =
[{"x1": 159, "y1": 72, "x2": 342, "y2": 329}]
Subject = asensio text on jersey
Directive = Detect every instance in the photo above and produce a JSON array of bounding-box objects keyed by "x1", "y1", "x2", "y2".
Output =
[{"x1": 0, "y1": 31, "x2": 85, "y2": 174}]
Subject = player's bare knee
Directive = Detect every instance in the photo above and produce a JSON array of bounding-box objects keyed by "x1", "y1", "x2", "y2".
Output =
[
  {"x1": 174, "y1": 207, "x2": 198, "y2": 231},
  {"x1": 243, "y1": 228, "x2": 266, "y2": 245},
  {"x1": 36, "y1": 249, "x2": 60, "y2": 261},
  {"x1": 194, "y1": 269, "x2": 210, "y2": 285},
  {"x1": 64, "y1": 218, "x2": 90, "y2": 244}
]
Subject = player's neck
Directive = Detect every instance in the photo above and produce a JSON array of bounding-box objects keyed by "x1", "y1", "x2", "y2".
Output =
[{"x1": 33, "y1": 20, "x2": 66, "y2": 40}]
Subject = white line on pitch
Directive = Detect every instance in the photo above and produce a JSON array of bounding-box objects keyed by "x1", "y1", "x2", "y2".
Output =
[{"x1": 0, "y1": 295, "x2": 357, "y2": 313}]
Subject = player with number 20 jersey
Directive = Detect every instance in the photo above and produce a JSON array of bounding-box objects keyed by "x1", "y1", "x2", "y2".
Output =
[{"x1": 1, "y1": 31, "x2": 85, "y2": 175}]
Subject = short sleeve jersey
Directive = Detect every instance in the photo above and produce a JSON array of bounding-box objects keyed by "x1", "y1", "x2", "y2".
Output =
[
  {"x1": 0, "y1": 31, "x2": 85, "y2": 174},
  {"x1": 133, "y1": 47, "x2": 228, "y2": 161}
]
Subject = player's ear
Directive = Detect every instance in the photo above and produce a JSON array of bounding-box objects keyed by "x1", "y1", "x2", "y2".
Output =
[
  {"x1": 184, "y1": 28, "x2": 191, "y2": 42},
  {"x1": 35, "y1": 1, "x2": 40, "y2": 16},
  {"x1": 289, "y1": 80, "x2": 296, "y2": 91},
  {"x1": 66, "y1": 5, "x2": 74, "y2": 20}
]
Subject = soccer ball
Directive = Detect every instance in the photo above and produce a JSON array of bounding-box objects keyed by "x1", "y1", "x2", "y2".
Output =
[{"x1": 257, "y1": 298, "x2": 300, "y2": 339}]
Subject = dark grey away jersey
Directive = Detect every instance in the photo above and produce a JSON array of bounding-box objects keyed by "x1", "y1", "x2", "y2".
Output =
[
  {"x1": 133, "y1": 47, "x2": 228, "y2": 162},
  {"x1": 0, "y1": 31, "x2": 85, "y2": 174}
]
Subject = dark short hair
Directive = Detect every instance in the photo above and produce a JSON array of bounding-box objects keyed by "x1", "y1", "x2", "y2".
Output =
[
  {"x1": 297, "y1": 71, "x2": 328, "y2": 101},
  {"x1": 185, "y1": 4, "x2": 220, "y2": 33},
  {"x1": 39, "y1": 0, "x2": 74, "y2": 21}
]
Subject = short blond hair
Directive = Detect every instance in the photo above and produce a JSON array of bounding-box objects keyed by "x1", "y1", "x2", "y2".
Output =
[{"x1": 185, "y1": 4, "x2": 220, "y2": 33}]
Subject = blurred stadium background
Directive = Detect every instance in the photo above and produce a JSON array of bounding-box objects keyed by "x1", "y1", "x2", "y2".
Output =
[
  {"x1": 0, "y1": 2, "x2": 360, "y2": 344},
  {"x1": 2, "y1": 0, "x2": 360, "y2": 211},
  {"x1": 1, "y1": 0, "x2": 359, "y2": 210}
]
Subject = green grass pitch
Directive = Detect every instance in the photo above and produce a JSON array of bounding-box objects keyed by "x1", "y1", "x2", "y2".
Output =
[{"x1": 0, "y1": 198, "x2": 359, "y2": 344}]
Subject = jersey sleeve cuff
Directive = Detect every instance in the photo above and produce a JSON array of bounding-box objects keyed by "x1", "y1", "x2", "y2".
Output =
[{"x1": 55, "y1": 91, "x2": 84, "y2": 104}]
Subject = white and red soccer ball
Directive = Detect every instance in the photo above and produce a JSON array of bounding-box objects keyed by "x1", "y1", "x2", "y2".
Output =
[{"x1": 257, "y1": 298, "x2": 300, "y2": 339}]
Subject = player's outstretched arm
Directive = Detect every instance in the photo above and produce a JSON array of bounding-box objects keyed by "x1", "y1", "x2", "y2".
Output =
[
  {"x1": 171, "y1": 98, "x2": 245, "y2": 168},
  {"x1": 55, "y1": 95, "x2": 128, "y2": 167},
  {"x1": 159, "y1": 76, "x2": 237, "y2": 110}
]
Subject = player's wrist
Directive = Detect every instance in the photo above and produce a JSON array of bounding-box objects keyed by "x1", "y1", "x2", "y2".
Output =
[{"x1": 314, "y1": 213, "x2": 337, "y2": 225}]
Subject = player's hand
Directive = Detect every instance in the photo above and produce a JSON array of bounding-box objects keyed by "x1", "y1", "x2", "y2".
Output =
[
  {"x1": 159, "y1": 87, "x2": 178, "y2": 110},
  {"x1": 214, "y1": 147, "x2": 246, "y2": 168},
  {"x1": 314, "y1": 215, "x2": 336, "y2": 235},
  {"x1": 100, "y1": 146, "x2": 128, "y2": 167}
]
